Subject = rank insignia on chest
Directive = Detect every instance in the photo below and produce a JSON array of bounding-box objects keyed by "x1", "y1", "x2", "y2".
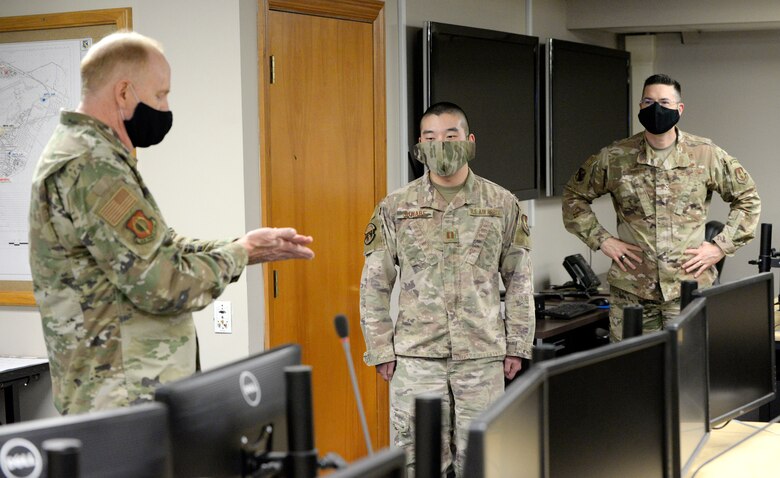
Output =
[
  {"x1": 444, "y1": 229, "x2": 459, "y2": 243},
  {"x1": 126, "y1": 210, "x2": 156, "y2": 243},
  {"x1": 575, "y1": 167, "x2": 587, "y2": 182}
]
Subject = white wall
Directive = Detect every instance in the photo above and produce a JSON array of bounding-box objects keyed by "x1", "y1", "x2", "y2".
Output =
[{"x1": 566, "y1": 0, "x2": 780, "y2": 32}]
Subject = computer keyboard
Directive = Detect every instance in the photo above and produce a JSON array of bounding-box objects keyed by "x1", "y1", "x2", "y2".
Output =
[{"x1": 542, "y1": 302, "x2": 599, "y2": 320}]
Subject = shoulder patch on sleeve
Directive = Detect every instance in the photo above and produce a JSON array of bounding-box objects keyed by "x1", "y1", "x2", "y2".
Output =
[
  {"x1": 95, "y1": 184, "x2": 164, "y2": 259},
  {"x1": 513, "y1": 213, "x2": 531, "y2": 249},
  {"x1": 364, "y1": 208, "x2": 386, "y2": 255},
  {"x1": 734, "y1": 166, "x2": 748, "y2": 184},
  {"x1": 99, "y1": 186, "x2": 138, "y2": 226}
]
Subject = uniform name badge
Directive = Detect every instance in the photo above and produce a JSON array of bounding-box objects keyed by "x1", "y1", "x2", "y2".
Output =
[{"x1": 396, "y1": 209, "x2": 434, "y2": 220}]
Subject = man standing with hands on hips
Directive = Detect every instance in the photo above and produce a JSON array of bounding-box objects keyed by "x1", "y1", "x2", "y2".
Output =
[
  {"x1": 562, "y1": 74, "x2": 760, "y2": 341},
  {"x1": 360, "y1": 102, "x2": 535, "y2": 477}
]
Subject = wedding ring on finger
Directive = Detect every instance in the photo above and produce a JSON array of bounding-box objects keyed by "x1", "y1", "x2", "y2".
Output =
[{"x1": 619, "y1": 254, "x2": 627, "y2": 261}]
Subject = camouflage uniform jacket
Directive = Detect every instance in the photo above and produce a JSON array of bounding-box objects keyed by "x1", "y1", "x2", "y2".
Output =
[
  {"x1": 28, "y1": 111, "x2": 248, "y2": 414},
  {"x1": 562, "y1": 129, "x2": 760, "y2": 301},
  {"x1": 360, "y1": 170, "x2": 534, "y2": 366}
]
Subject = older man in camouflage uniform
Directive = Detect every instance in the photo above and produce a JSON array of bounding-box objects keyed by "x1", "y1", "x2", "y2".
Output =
[
  {"x1": 360, "y1": 102, "x2": 534, "y2": 477},
  {"x1": 563, "y1": 74, "x2": 760, "y2": 341},
  {"x1": 28, "y1": 32, "x2": 314, "y2": 415}
]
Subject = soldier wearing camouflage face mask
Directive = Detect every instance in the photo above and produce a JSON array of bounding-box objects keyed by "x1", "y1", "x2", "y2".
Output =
[
  {"x1": 360, "y1": 102, "x2": 535, "y2": 478},
  {"x1": 562, "y1": 73, "x2": 760, "y2": 341}
]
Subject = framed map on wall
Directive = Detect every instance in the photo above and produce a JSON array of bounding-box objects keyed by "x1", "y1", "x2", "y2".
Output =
[{"x1": 0, "y1": 8, "x2": 132, "y2": 307}]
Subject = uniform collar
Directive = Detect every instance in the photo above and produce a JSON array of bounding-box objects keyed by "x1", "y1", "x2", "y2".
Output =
[
  {"x1": 60, "y1": 110, "x2": 136, "y2": 166},
  {"x1": 637, "y1": 127, "x2": 693, "y2": 170},
  {"x1": 419, "y1": 169, "x2": 478, "y2": 211}
]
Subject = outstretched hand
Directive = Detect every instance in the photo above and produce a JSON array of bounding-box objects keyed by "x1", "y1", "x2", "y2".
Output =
[{"x1": 238, "y1": 227, "x2": 314, "y2": 264}]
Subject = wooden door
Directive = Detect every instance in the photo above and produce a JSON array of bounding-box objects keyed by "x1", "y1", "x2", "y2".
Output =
[{"x1": 260, "y1": 0, "x2": 388, "y2": 463}]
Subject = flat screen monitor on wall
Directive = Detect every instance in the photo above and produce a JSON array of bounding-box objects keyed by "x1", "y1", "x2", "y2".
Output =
[
  {"x1": 665, "y1": 296, "x2": 710, "y2": 476},
  {"x1": 692, "y1": 272, "x2": 776, "y2": 426},
  {"x1": 544, "y1": 38, "x2": 630, "y2": 196},
  {"x1": 540, "y1": 332, "x2": 674, "y2": 478},
  {"x1": 423, "y1": 21, "x2": 539, "y2": 200}
]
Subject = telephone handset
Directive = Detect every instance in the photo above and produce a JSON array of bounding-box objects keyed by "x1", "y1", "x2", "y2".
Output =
[{"x1": 562, "y1": 254, "x2": 601, "y2": 292}]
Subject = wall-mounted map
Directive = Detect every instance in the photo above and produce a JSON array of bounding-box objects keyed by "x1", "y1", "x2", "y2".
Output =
[{"x1": 0, "y1": 39, "x2": 83, "y2": 281}]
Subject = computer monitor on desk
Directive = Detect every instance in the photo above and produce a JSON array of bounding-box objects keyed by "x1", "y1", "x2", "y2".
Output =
[
  {"x1": 0, "y1": 402, "x2": 170, "y2": 478},
  {"x1": 463, "y1": 367, "x2": 546, "y2": 478},
  {"x1": 154, "y1": 344, "x2": 301, "y2": 478},
  {"x1": 539, "y1": 332, "x2": 673, "y2": 478},
  {"x1": 328, "y1": 448, "x2": 406, "y2": 478},
  {"x1": 665, "y1": 296, "x2": 710, "y2": 476},
  {"x1": 693, "y1": 272, "x2": 776, "y2": 426}
]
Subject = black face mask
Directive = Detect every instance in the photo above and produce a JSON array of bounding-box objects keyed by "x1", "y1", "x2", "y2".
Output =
[
  {"x1": 638, "y1": 102, "x2": 679, "y2": 135},
  {"x1": 123, "y1": 101, "x2": 173, "y2": 148}
]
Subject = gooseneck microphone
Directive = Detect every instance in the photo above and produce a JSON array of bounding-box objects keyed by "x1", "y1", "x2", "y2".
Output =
[{"x1": 334, "y1": 314, "x2": 374, "y2": 456}]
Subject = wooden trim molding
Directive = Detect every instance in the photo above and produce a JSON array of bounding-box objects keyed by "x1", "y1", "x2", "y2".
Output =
[
  {"x1": 268, "y1": 0, "x2": 383, "y2": 23},
  {"x1": 0, "y1": 8, "x2": 132, "y2": 32}
]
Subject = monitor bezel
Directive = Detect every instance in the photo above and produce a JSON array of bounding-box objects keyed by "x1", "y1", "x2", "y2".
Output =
[
  {"x1": 693, "y1": 272, "x2": 776, "y2": 426},
  {"x1": 328, "y1": 447, "x2": 407, "y2": 478},
  {"x1": 154, "y1": 343, "x2": 301, "y2": 478},
  {"x1": 665, "y1": 296, "x2": 711, "y2": 476},
  {"x1": 539, "y1": 332, "x2": 674, "y2": 478},
  {"x1": 463, "y1": 366, "x2": 547, "y2": 478},
  {"x1": 0, "y1": 402, "x2": 171, "y2": 478},
  {"x1": 423, "y1": 20, "x2": 540, "y2": 200}
]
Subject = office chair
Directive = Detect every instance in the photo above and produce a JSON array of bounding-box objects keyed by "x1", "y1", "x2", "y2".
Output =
[{"x1": 705, "y1": 220, "x2": 726, "y2": 283}]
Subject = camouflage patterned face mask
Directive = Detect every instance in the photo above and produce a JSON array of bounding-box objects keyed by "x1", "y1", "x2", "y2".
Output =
[{"x1": 413, "y1": 140, "x2": 475, "y2": 177}]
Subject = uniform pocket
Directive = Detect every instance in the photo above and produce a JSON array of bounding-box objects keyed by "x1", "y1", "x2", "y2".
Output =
[
  {"x1": 466, "y1": 218, "x2": 503, "y2": 271},
  {"x1": 391, "y1": 407, "x2": 414, "y2": 449},
  {"x1": 397, "y1": 220, "x2": 434, "y2": 274}
]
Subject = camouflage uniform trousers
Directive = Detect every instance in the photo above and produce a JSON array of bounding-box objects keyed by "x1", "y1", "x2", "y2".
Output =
[
  {"x1": 609, "y1": 287, "x2": 680, "y2": 341},
  {"x1": 390, "y1": 355, "x2": 504, "y2": 478}
]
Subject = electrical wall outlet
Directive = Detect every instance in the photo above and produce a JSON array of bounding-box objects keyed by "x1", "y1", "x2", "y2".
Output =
[{"x1": 213, "y1": 300, "x2": 232, "y2": 334}]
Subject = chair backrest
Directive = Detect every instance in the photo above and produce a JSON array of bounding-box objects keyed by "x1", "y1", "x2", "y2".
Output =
[{"x1": 705, "y1": 220, "x2": 726, "y2": 279}]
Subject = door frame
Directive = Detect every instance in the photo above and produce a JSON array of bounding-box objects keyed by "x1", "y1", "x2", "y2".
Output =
[{"x1": 257, "y1": 0, "x2": 388, "y2": 445}]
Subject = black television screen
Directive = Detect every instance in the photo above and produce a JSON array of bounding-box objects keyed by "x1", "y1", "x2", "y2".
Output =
[
  {"x1": 665, "y1": 296, "x2": 710, "y2": 475},
  {"x1": 423, "y1": 21, "x2": 539, "y2": 200},
  {"x1": 693, "y1": 272, "x2": 776, "y2": 426},
  {"x1": 540, "y1": 332, "x2": 673, "y2": 478},
  {"x1": 463, "y1": 366, "x2": 546, "y2": 478},
  {"x1": 544, "y1": 38, "x2": 630, "y2": 197},
  {"x1": 328, "y1": 447, "x2": 406, "y2": 478},
  {"x1": 154, "y1": 344, "x2": 301, "y2": 478},
  {"x1": 0, "y1": 402, "x2": 170, "y2": 478}
]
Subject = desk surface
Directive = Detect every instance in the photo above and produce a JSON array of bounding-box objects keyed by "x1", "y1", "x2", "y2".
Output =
[
  {"x1": 535, "y1": 307, "x2": 609, "y2": 339},
  {"x1": 685, "y1": 421, "x2": 780, "y2": 478},
  {"x1": 0, "y1": 357, "x2": 49, "y2": 383}
]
